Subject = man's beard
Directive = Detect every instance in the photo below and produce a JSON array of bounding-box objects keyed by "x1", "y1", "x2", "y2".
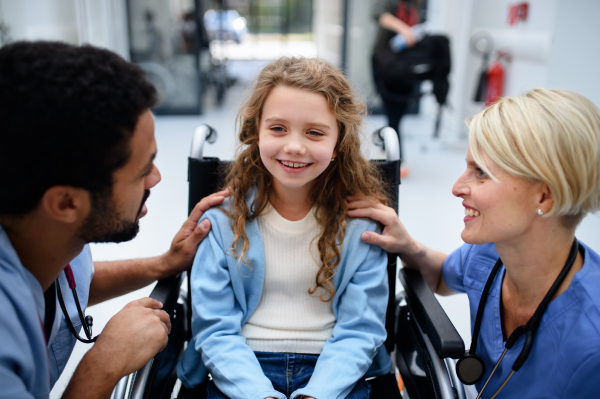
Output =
[{"x1": 78, "y1": 189, "x2": 150, "y2": 244}]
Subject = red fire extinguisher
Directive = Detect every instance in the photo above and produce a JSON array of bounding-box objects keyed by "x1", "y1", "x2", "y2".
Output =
[{"x1": 484, "y1": 54, "x2": 506, "y2": 106}]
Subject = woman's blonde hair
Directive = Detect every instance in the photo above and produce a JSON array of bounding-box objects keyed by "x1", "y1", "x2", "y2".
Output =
[
  {"x1": 223, "y1": 57, "x2": 387, "y2": 301},
  {"x1": 468, "y1": 88, "x2": 600, "y2": 222}
]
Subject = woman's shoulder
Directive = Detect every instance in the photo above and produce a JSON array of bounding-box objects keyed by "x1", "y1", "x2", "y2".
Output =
[{"x1": 570, "y1": 241, "x2": 600, "y2": 313}]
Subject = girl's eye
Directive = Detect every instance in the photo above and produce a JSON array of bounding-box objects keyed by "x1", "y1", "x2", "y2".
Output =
[
  {"x1": 475, "y1": 168, "x2": 487, "y2": 178},
  {"x1": 270, "y1": 126, "x2": 285, "y2": 132},
  {"x1": 307, "y1": 130, "x2": 323, "y2": 137}
]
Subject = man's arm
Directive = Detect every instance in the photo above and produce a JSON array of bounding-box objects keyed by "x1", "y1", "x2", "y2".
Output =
[
  {"x1": 88, "y1": 189, "x2": 229, "y2": 305},
  {"x1": 346, "y1": 196, "x2": 453, "y2": 295},
  {"x1": 62, "y1": 298, "x2": 170, "y2": 399}
]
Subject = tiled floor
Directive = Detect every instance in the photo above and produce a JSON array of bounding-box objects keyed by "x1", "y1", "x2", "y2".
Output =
[{"x1": 51, "y1": 62, "x2": 600, "y2": 398}]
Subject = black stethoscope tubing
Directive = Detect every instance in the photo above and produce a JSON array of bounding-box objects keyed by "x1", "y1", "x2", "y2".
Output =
[
  {"x1": 456, "y1": 238, "x2": 580, "y2": 399},
  {"x1": 56, "y1": 264, "x2": 99, "y2": 344}
]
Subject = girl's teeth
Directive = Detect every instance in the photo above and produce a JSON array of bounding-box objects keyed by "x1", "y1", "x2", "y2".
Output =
[{"x1": 282, "y1": 161, "x2": 308, "y2": 168}]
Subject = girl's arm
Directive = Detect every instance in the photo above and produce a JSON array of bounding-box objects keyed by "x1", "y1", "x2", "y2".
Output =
[
  {"x1": 184, "y1": 212, "x2": 286, "y2": 399},
  {"x1": 291, "y1": 220, "x2": 389, "y2": 399}
]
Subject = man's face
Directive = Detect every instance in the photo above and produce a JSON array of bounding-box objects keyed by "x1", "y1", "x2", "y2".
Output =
[{"x1": 78, "y1": 109, "x2": 161, "y2": 243}]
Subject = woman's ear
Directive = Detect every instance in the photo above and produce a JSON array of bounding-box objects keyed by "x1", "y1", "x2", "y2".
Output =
[
  {"x1": 41, "y1": 186, "x2": 91, "y2": 224},
  {"x1": 537, "y1": 182, "x2": 554, "y2": 214}
]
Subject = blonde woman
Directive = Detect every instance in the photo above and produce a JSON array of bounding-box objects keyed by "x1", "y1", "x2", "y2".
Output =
[{"x1": 348, "y1": 88, "x2": 600, "y2": 398}]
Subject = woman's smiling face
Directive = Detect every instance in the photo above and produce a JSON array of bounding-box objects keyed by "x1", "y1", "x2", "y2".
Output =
[
  {"x1": 452, "y1": 147, "x2": 547, "y2": 246},
  {"x1": 258, "y1": 85, "x2": 338, "y2": 199}
]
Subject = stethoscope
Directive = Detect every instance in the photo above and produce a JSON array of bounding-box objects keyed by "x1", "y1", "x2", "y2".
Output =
[
  {"x1": 455, "y1": 238, "x2": 580, "y2": 399},
  {"x1": 55, "y1": 264, "x2": 99, "y2": 343}
]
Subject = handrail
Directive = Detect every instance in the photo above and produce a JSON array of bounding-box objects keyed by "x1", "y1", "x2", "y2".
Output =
[
  {"x1": 111, "y1": 375, "x2": 129, "y2": 399},
  {"x1": 445, "y1": 358, "x2": 467, "y2": 399},
  {"x1": 129, "y1": 359, "x2": 154, "y2": 399}
]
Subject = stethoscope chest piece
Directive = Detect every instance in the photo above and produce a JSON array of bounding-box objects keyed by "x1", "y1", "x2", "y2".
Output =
[{"x1": 456, "y1": 352, "x2": 486, "y2": 385}]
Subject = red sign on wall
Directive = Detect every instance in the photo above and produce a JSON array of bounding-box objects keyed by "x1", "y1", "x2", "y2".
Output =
[{"x1": 508, "y1": 2, "x2": 529, "y2": 25}]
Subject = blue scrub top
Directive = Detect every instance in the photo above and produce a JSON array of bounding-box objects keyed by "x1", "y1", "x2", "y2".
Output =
[
  {"x1": 443, "y1": 241, "x2": 600, "y2": 398},
  {"x1": 0, "y1": 225, "x2": 94, "y2": 398}
]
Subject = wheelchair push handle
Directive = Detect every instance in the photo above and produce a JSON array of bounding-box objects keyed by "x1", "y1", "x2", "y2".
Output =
[
  {"x1": 372, "y1": 127, "x2": 401, "y2": 162},
  {"x1": 190, "y1": 124, "x2": 218, "y2": 160}
]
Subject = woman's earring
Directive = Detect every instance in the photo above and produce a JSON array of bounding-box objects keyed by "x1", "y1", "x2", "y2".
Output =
[{"x1": 537, "y1": 209, "x2": 544, "y2": 216}]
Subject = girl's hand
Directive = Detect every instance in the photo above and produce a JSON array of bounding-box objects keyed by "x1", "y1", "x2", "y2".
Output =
[{"x1": 347, "y1": 196, "x2": 412, "y2": 254}]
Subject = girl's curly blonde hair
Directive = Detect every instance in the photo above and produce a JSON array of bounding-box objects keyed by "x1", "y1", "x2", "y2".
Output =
[{"x1": 223, "y1": 57, "x2": 387, "y2": 301}]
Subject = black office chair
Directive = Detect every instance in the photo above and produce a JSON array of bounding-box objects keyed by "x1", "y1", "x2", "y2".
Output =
[{"x1": 112, "y1": 125, "x2": 466, "y2": 399}]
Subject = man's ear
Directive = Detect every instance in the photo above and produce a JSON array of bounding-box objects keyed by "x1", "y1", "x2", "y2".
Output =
[{"x1": 40, "y1": 186, "x2": 91, "y2": 224}]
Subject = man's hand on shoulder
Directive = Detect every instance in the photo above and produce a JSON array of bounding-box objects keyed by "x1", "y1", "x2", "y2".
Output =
[{"x1": 159, "y1": 188, "x2": 230, "y2": 278}]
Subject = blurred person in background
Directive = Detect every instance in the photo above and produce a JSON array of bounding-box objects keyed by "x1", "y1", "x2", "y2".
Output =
[{"x1": 372, "y1": 0, "x2": 451, "y2": 178}]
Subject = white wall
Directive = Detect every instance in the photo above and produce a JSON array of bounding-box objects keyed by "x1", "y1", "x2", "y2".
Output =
[
  {"x1": 0, "y1": 0, "x2": 128, "y2": 58},
  {"x1": 0, "y1": 0, "x2": 79, "y2": 44},
  {"x1": 345, "y1": 0, "x2": 380, "y2": 107},
  {"x1": 313, "y1": 0, "x2": 344, "y2": 68},
  {"x1": 455, "y1": 0, "x2": 600, "y2": 125},
  {"x1": 547, "y1": 0, "x2": 600, "y2": 107}
]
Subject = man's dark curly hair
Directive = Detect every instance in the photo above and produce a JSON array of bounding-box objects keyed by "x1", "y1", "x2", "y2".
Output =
[{"x1": 0, "y1": 41, "x2": 157, "y2": 215}]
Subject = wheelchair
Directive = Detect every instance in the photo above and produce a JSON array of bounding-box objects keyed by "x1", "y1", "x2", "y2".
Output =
[{"x1": 111, "y1": 125, "x2": 467, "y2": 399}]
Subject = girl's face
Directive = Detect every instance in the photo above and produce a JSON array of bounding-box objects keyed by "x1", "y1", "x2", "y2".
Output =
[
  {"x1": 258, "y1": 85, "x2": 339, "y2": 199},
  {"x1": 452, "y1": 147, "x2": 547, "y2": 246}
]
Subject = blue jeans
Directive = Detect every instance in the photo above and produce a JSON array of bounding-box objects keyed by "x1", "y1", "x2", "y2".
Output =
[{"x1": 207, "y1": 351, "x2": 372, "y2": 399}]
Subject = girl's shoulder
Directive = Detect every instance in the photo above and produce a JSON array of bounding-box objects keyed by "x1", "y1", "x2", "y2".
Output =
[
  {"x1": 345, "y1": 216, "x2": 381, "y2": 236},
  {"x1": 202, "y1": 200, "x2": 231, "y2": 221}
]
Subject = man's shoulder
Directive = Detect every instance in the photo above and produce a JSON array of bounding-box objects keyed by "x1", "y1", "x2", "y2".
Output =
[{"x1": 0, "y1": 258, "x2": 50, "y2": 397}]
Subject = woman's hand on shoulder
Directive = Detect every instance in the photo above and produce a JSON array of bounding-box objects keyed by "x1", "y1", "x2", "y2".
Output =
[{"x1": 346, "y1": 195, "x2": 413, "y2": 254}]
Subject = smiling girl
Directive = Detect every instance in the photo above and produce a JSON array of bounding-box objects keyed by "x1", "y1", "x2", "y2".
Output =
[{"x1": 177, "y1": 57, "x2": 392, "y2": 399}]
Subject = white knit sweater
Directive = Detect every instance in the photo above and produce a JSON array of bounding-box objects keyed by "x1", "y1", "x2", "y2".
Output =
[{"x1": 241, "y1": 203, "x2": 336, "y2": 354}]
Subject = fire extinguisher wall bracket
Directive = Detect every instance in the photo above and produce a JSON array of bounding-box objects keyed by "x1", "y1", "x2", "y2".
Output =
[{"x1": 469, "y1": 31, "x2": 494, "y2": 102}]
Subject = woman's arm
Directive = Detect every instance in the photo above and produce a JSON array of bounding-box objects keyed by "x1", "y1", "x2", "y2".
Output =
[{"x1": 347, "y1": 196, "x2": 453, "y2": 295}]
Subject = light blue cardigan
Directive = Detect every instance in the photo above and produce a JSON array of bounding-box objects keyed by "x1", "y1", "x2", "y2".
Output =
[{"x1": 177, "y1": 197, "x2": 392, "y2": 399}]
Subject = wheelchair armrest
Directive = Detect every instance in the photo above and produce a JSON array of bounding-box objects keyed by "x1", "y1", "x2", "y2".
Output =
[
  {"x1": 123, "y1": 274, "x2": 188, "y2": 399},
  {"x1": 398, "y1": 268, "x2": 464, "y2": 359},
  {"x1": 149, "y1": 273, "x2": 185, "y2": 314}
]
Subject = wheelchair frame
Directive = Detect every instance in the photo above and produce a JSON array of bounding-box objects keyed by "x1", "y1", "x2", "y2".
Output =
[{"x1": 112, "y1": 125, "x2": 467, "y2": 399}]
